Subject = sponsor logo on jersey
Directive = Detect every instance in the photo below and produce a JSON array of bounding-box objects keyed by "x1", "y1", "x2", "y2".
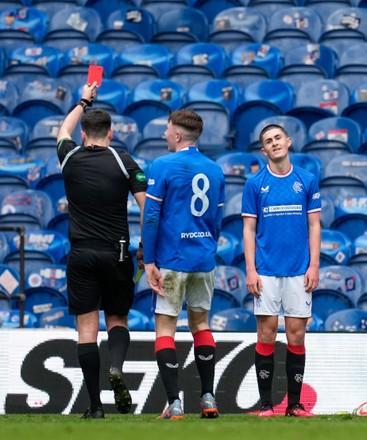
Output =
[
  {"x1": 312, "y1": 192, "x2": 320, "y2": 199},
  {"x1": 261, "y1": 186, "x2": 269, "y2": 193},
  {"x1": 181, "y1": 231, "x2": 212, "y2": 239},
  {"x1": 148, "y1": 178, "x2": 155, "y2": 185}
]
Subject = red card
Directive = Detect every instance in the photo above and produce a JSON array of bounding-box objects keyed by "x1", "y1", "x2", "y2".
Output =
[{"x1": 87, "y1": 65, "x2": 103, "y2": 86}]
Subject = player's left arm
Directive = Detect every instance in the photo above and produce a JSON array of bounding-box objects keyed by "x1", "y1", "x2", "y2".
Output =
[{"x1": 304, "y1": 211, "x2": 321, "y2": 292}]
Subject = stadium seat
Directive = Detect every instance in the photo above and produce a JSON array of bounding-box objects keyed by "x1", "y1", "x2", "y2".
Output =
[
  {"x1": 115, "y1": 43, "x2": 172, "y2": 78},
  {"x1": 243, "y1": 79, "x2": 295, "y2": 114},
  {"x1": 32, "y1": 1, "x2": 78, "y2": 17},
  {"x1": 210, "y1": 307, "x2": 257, "y2": 331},
  {"x1": 129, "y1": 79, "x2": 185, "y2": 111},
  {"x1": 342, "y1": 82, "x2": 367, "y2": 133},
  {"x1": 334, "y1": 42, "x2": 367, "y2": 93},
  {"x1": 4, "y1": 249, "x2": 55, "y2": 274},
  {"x1": 100, "y1": 6, "x2": 155, "y2": 43},
  {"x1": 38, "y1": 306, "x2": 76, "y2": 329},
  {"x1": 155, "y1": 7, "x2": 209, "y2": 41},
  {"x1": 216, "y1": 152, "x2": 266, "y2": 179},
  {"x1": 207, "y1": 29, "x2": 254, "y2": 54},
  {"x1": 224, "y1": 174, "x2": 246, "y2": 205},
  {"x1": 264, "y1": 29, "x2": 312, "y2": 54},
  {"x1": 75, "y1": 79, "x2": 129, "y2": 114},
  {"x1": 0, "y1": 263, "x2": 20, "y2": 311},
  {"x1": 97, "y1": 28, "x2": 144, "y2": 52},
  {"x1": 8, "y1": 44, "x2": 65, "y2": 78},
  {"x1": 45, "y1": 6, "x2": 103, "y2": 43},
  {"x1": 324, "y1": 308, "x2": 367, "y2": 332},
  {"x1": 25, "y1": 286, "x2": 68, "y2": 324},
  {"x1": 319, "y1": 176, "x2": 367, "y2": 210},
  {"x1": 287, "y1": 79, "x2": 350, "y2": 129},
  {"x1": 221, "y1": 192, "x2": 243, "y2": 242},
  {"x1": 186, "y1": 79, "x2": 241, "y2": 120},
  {"x1": 0, "y1": 6, "x2": 48, "y2": 43},
  {"x1": 0, "y1": 155, "x2": 45, "y2": 189},
  {"x1": 167, "y1": 64, "x2": 215, "y2": 90},
  {"x1": 111, "y1": 64, "x2": 160, "y2": 90},
  {"x1": 320, "y1": 229, "x2": 352, "y2": 266},
  {"x1": 109, "y1": 115, "x2": 140, "y2": 154},
  {"x1": 127, "y1": 308, "x2": 150, "y2": 331},
  {"x1": 182, "y1": 101, "x2": 232, "y2": 156},
  {"x1": 35, "y1": 174, "x2": 66, "y2": 216},
  {"x1": 133, "y1": 271, "x2": 154, "y2": 317},
  {"x1": 229, "y1": 43, "x2": 283, "y2": 79},
  {"x1": 323, "y1": 153, "x2": 367, "y2": 186},
  {"x1": 13, "y1": 78, "x2": 74, "y2": 127},
  {"x1": 63, "y1": 42, "x2": 116, "y2": 78},
  {"x1": 25, "y1": 263, "x2": 67, "y2": 295},
  {"x1": 216, "y1": 231, "x2": 240, "y2": 266},
  {"x1": 331, "y1": 213, "x2": 367, "y2": 242},
  {"x1": 321, "y1": 194, "x2": 336, "y2": 229},
  {"x1": 0, "y1": 79, "x2": 20, "y2": 116},
  {"x1": 0, "y1": 116, "x2": 29, "y2": 154},
  {"x1": 123, "y1": 100, "x2": 171, "y2": 133},
  {"x1": 0, "y1": 231, "x2": 10, "y2": 262},
  {"x1": 142, "y1": 116, "x2": 166, "y2": 140},
  {"x1": 132, "y1": 138, "x2": 171, "y2": 161},
  {"x1": 172, "y1": 42, "x2": 228, "y2": 78},
  {"x1": 289, "y1": 153, "x2": 323, "y2": 181},
  {"x1": 266, "y1": 6, "x2": 323, "y2": 42},
  {"x1": 249, "y1": 115, "x2": 308, "y2": 153},
  {"x1": 210, "y1": 6, "x2": 267, "y2": 42},
  {"x1": 47, "y1": 212, "x2": 69, "y2": 238},
  {"x1": 0, "y1": 310, "x2": 38, "y2": 328},
  {"x1": 304, "y1": 0, "x2": 353, "y2": 24},
  {"x1": 312, "y1": 288, "x2": 354, "y2": 322},
  {"x1": 0, "y1": 29, "x2": 36, "y2": 57},
  {"x1": 221, "y1": 64, "x2": 270, "y2": 91},
  {"x1": 140, "y1": 0, "x2": 187, "y2": 23},
  {"x1": 214, "y1": 265, "x2": 247, "y2": 306}
]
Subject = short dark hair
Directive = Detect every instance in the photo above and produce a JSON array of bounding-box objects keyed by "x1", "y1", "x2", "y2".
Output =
[
  {"x1": 168, "y1": 109, "x2": 203, "y2": 141},
  {"x1": 259, "y1": 124, "x2": 289, "y2": 145},
  {"x1": 81, "y1": 109, "x2": 111, "y2": 138}
]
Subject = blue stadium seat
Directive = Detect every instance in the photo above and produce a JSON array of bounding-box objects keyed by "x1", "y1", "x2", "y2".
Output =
[
  {"x1": 216, "y1": 231, "x2": 240, "y2": 266},
  {"x1": 324, "y1": 6, "x2": 367, "y2": 37},
  {"x1": 0, "y1": 29, "x2": 35, "y2": 57},
  {"x1": 210, "y1": 307, "x2": 257, "y2": 331},
  {"x1": 140, "y1": 0, "x2": 187, "y2": 23},
  {"x1": 38, "y1": 306, "x2": 75, "y2": 329},
  {"x1": 224, "y1": 174, "x2": 246, "y2": 205},
  {"x1": 221, "y1": 192, "x2": 243, "y2": 242},
  {"x1": 221, "y1": 64, "x2": 270, "y2": 91},
  {"x1": 0, "y1": 310, "x2": 38, "y2": 328},
  {"x1": 319, "y1": 176, "x2": 367, "y2": 210},
  {"x1": 264, "y1": 29, "x2": 312, "y2": 54},
  {"x1": 129, "y1": 79, "x2": 185, "y2": 111},
  {"x1": 312, "y1": 288, "x2": 354, "y2": 322},
  {"x1": 8, "y1": 229, "x2": 69, "y2": 264},
  {"x1": 331, "y1": 212, "x2": 367, "y2": 242},
  {"x1": 289, "y1": 153, "x2": 323, "y2": 181},
  {"x1": 25, "y1": 286, "x2": 68, "y2": 325},
  {"x1": 151, "y1": 31, "x2": 199, "y2": 53},
  {"x1": 334, "y1": 42, "x2": 367, "y2": 93},
  {"x1": 320, "y1": 194, "x2": 336, "y2": 229},
  {"x1": 110, "y1": 115, "x2": 140, "y2": 154},
  {"x1": 304, "y1": 0, "x2": 353, "y2": 24},
  {"x1": 323, "y1": 153, "x2": 367, "y2": 186},
  {"x1": 155, "y1": 7, "x2": 209, "y2": 41},
  {"x1": 0, "y1": 155, "x2": 45, "y2": 189},
  {"x1": 324, "y1": 308, "x2": 367, "y2": 332},
  {"x1": 123, "y1": 100, "x2": 171, "y2": 133},
  {"x1": 47, "y1": 212, "x2": 69, "y2": 238},
  {"x1": 229, "y1": 43, "x2": 283, "y2": 79},
  {"x1": 36, "y1": 174, "x2": 66, "y2": 216},
  {"x1": 232, "y1": 100, "x2": 282, "y2": 150},
  {"x1": 182, "y1": 101, "x2": 232, "y2": 156},
  {"x1": 0, "y1": 79, "x2": 20, "y2": 116},
  {"x1": 1, "y1": 189, "x2": 54, "y2": 229},
  {"x1": 266, "y1": 6, "x2": 323, "y2": 42},
  {"x1": 8, "y1": 44, "x2": 65, "y2": 77},
  {"x1": 46, "y1": 6, "x2": 103, "y2": 42},
  {"x1": 142, "y1": 116, "x2": 166, "y2": 140},
  {"x1": 216, "y1": 152, "x2": 266, "y2": 179},
  {"x1": 210, "y1": 6, "x2": 267, "y2": 42},
  {"x1": 128, "y1": 308, "x2": 149, "y2": 331},
  {"x1": 0, "y1": 116, "x2": 29, "y2": 154},
  {"x1": 0, "y1": 6, "x2": 48, "y2": 43},
  {"x1": 132, "y1": 138, "x2": 171, "y2": 161},
  {"x1": 0, "y1": 175, "x2": 29, "y2": 207},
  {"x1": 0, "y1": 232, "x2": 10, "y2": 263},
  {"x1": 167, "y1": 64, "x2": 215, "y2": 90},
  {"x1": 186, "y1": 79, "x2": 241, "y2": 120},
  {"x1": 287, "y1": 79, "x2": 350, "y2": 129},
  {"x1": 320, "y1": 229, "x2": 352, "y2": 266},
  {"x1": 214, "y1": 265, "x2": 247, "y2": 306},
  {"x1": 172, "y1": 42, "x2": 228, "y2": 78},
  {"x1": 32, "y1": 1, "x2": 79, "y2": 18},
  {"x1": 133, "y1": 271, "x2": 154, "y2": 317},
  {"x1": 63, "y1": 42, "x2": 116, "y2": 78},
  {"x1": 25, "y1": 263, "x2": 67, "y2": 295},
  {"x1": 4, "y1": 249, "x2": 55, "y2": 274},
  {"x1": 111, "y1": 64, "x2": 160, "y2": 90},
  {"x1": 350, "y1": 237, "x2": 367, "y2": 259},
  {"x1": 0, "y1": 263, "x2": 20, "y2": 311},
  {"x1": 13, "y1": 78, "x2": 74, "y2": 127},
  {"x1": 243, "y1": 79, "x2": 295, "y2": 114},
  {"x1": 96, "y1": 28, "x2": 144, "y2": 52},
  {"x1": 207, "y1": 29, "x2": 254, "y2": 54},
  {"x1": 335, "y1": 195, "x2": 367, "y2": 220},
  {"x1": 250, "y1": 115, "x2": 308, "y2": 153},
  {"x1": 75, "y1": 79, "x2": 129, "y2": 114},
  {"x1": 102, "y1": 6, "x2": 155, "y2": 43},
  {"x1": 85, "y1": 0, "x2": 136, "y2": 25},
  {"x1": 342, "y1": 82, "x2": 367, "y2": 133},
  {"x1": 115, "y1": 43, "x2": 172, "y2": 78}
]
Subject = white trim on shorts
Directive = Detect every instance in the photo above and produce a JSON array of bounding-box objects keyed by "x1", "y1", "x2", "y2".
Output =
[
  {"x1": 253, "y1": 275, "x2": 312, "y2": 318},
  {"x1": 154, "y1": 268, "x2": 215, "y2": 317}
]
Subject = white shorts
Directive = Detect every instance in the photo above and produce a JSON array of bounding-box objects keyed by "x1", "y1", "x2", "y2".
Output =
[
  {"x1": 253, "y1": 275, "x2": 312, "y2": 318},
  {"x1": 154, "y1": 268, "x2": 215, "y2": 317}
]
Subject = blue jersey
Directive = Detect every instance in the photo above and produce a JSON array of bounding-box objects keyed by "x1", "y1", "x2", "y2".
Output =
[
  {"x1": 242, "y1": 164, "x2": 321, "y2": 276},
  {"x1": 143, "y1": 147, "x2": 225, "y2": 272}
]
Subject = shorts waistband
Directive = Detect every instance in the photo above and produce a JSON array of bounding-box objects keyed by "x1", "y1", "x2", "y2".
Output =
[{"x1": 72, "y1": 239, "x2": 119, "y2": 250}]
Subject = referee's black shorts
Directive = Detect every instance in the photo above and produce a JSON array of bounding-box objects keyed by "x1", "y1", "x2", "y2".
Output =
[{"x1": 67, "y1": 240, "x2": 135, "y2": 316}]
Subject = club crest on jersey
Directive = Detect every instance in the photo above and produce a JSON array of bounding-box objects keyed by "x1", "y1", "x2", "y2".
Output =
[{"x1": 293, "y1": 182, "x2": 303, "y2": 193}]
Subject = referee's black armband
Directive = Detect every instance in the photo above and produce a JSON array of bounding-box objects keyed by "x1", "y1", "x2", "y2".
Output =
[{"x1": 76, "y1": 100, "x2": 88, "y2": 112}]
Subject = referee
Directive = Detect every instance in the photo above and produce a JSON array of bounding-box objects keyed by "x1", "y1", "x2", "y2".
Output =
[{"x1": 57, "y1": 82, "x2": 146, "y2": 419}]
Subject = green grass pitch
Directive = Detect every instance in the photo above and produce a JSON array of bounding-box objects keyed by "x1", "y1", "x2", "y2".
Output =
[{"x1": 1, "y1": 414, "x2": 367, "y2": 440}]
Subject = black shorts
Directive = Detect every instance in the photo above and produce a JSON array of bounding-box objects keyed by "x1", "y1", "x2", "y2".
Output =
[{"x1": 67, "y1": 241, "x2": 135, "y2": 316}]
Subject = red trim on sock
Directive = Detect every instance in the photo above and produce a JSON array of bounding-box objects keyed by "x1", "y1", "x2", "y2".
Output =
[
  {"x1": 155, "y1": 336, "x2": 175, "y2": 352},
  {"x1": 287, "y1": 344, "x2": 306, "y2": 355},
  {"x1": 193, "y1": 329, "x2": 216, "y2": 348},
  {"x1": 256, "y1": 341, "x2": 275, "y2": 356}
]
